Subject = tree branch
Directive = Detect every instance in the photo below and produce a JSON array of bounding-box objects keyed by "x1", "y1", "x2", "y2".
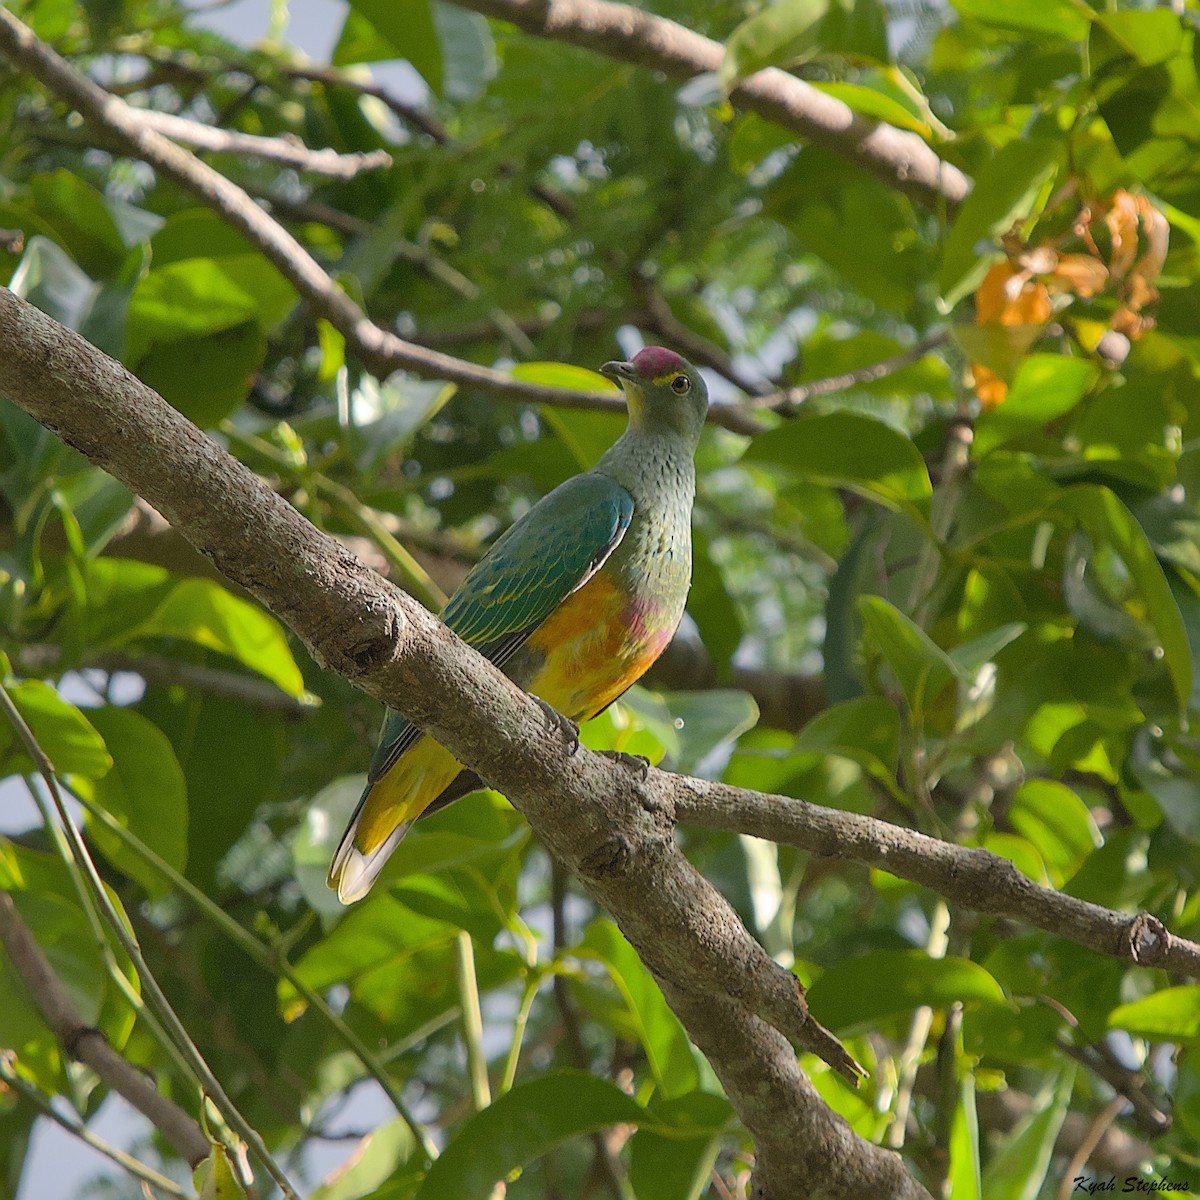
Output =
[
  {"x1": 129, "y1": 108, "x2": 393, "y2": 177},
  {"x1": 671, "y1": 777, "x2": 1200, "y2": 979},
  {"x1": 0, "y1": 9, "x2": 761, "y2": 437},
  {"x1": 0, "y1": 284, "x2": 927, "y2": 1198},
  {"x1": 0, "y1": 1053, "x2": 189, "y2": 1200},
  {"x1": 0, "y1": 890, "x2": 211, "y2": 1169},
  {"x1": 446, "y1": 0, "x2": 972, "y2": 212},
  {"x1": 753, "y1": 332, "x2": 952, "y2": 413}
]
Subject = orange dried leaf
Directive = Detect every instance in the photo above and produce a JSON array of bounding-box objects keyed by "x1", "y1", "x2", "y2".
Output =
[
  {"x1": 1047, "y1": 253, "x2": 1108, "y2": 298},
  {"x1": 1105, "y1": 189, "x2": 1141, "y2": 279},
  {"x1": 971, "y1": 363, "x2": 1008, "y2": 409},
  {"x1": 975, "y1": 263, "x2": 1051, "y2": 326}
]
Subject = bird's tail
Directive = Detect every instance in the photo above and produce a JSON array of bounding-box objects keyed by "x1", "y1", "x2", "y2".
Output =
[
  {"x1": 326, "y1": 737, "x2": 463, "y2": 904},
  {"x1": 327, "y1": 802, "x2": 412, "y2": 904}
]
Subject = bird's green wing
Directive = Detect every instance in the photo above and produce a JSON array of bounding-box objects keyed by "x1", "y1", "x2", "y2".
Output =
[{"x1": 366, "y1": 472, "x2": 634, "y2": 784}]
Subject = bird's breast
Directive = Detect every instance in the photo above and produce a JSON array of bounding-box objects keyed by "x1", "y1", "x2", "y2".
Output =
[{"x1": 514, "y1": 556, "x2": 685, "y2": 722}]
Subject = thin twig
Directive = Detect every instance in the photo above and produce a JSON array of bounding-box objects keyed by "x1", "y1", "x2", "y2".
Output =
[
  {"x1": 279, "y1": 62, "x2": 451, "y2": 143},
  {"x1": 66, "y1": 780, "x2": 439, "y2": 1160},
  {"x1": 454, "y1": 931, "x2": 492, "y2": 1112},
  {"x1": 0, "y1": 9, "x2": 763, "y2": 437},
  {"x1": 90, "y1": 650, "x2": 315, "y2": 714},
  {"x1": 1056, "y1": 1096, "x2": 1127, "y2": 1200},
  {"x1": 550, "y1": 860, "x2": 631, "y2": 1200},
  {"x1": 674, "y1": 777, "x2": 1200, "y2": 980},
  {"x1": 0, "y1": 891, "x2": 212, "y2": 1169},
  {"x1": 888, "y1": 901, "x2": 950, "y2": 1149},
  {"x1": 0, "y1": 1053, "x2": 190, "y2": 1200},
  {"x1": 129, "y1": 108, "x2": 392, "y2": 177},
  {"x1": 0, "y1": 680, "x2": 303, "y2": 1200},
  {"x1": 632, "y1": 270, "x2": 772, "y2": 398},
  {"x1": 754, "y1": 332, "x2": 951, "y2": 413}
]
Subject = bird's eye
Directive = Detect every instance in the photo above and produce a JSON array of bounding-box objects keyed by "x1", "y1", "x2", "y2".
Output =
[{"x1": 671, "y1": 375, "x2": 691, "y2": 395}]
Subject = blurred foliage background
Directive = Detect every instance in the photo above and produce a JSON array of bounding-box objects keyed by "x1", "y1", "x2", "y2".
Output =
[{"x1": 3, "y1": 0, "x2": 1200, "y2": 1195}]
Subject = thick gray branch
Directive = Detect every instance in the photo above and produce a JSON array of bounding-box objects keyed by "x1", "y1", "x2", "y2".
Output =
[
  {"x1": 672, "y1": 778, "x2": 1200, "y2": 979},
  {"x1": 447, "y1": 0, "x2": 971, "y2": 211},
  {"x1": 0, "y1": 289, "x2": 926, "y2": 1199}
]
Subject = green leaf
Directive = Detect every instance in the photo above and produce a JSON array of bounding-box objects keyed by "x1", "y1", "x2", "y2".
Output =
[
  {"x1": 433, "y1": 6, "x2": 496, "y2": 103},
  {"x1": 857, "y1": 595, "x2": 958, "y2": 718},
  {"x1": 665, "y1": 689, "x2": 759, "y2": 776},
  {"x1": 807, "y1": 950, "x2": 1006, "y2": 1033},
  {"x1": 1006, "y1": 780, "x2": 1100, "y2": 884},
  {"x1": 412, "y1": 1071, "x2": 664, "y2": 1200},
  {"x1": 947, "y1": 622, "x2": 1026, "y2": 676},
  {"x1": 131, "y1": 578, "x2": 305, "y2": 698},
  {"x1": 981, "y1": 831, "x2": 1049, "y2": 885},
  {"x1": 0, "y1": 680, "x2": 112, "y2": 781},
  {"x1": 1109, "y1": 986, "x2": 1200, "y2": 1041},
  {"x1": 134, "y1": 323, "x2": 266, "y2": 428},
  {"x1": 728, "y1": 114, "x2": 795, "y2": 173},
  {"x1": 578, "y1": 920, "x2": 700, "y2": 1098},
  {"x1": 688, "y1": 529, "x2": 745, "y2": 671},
  {"x1": 980, "y1": 1066, "x2": 1075, "y2": 1200},
  {"x1": 194, "y1": 1143, "x2": 247, "y2": 1200},
  {"x1": 74, "y1": 706, "x2": 188, "y2": 896},
  {"x1": 309, "y1": 1117, "x2": 417, "y2": 1200},
  {"x1": 721, "y1": 0, "x2": 889, "y2": 91},
  {"x1": 9, "y1": 235, "x2": 99, "y2": 331},
  {"x1": 767, "y1": 150, "x2": 924, "y2": 311},
  {"x1": 939, "y1": 139, "x2": 1061, "y2": 307},
  {"x1": 1057, "y1": 486, "x2": 1192, "y2": 708},
  {"x1": 721, "y1": 0, "x2": 831, "y2": 91},
  {"x1": 1092, "y1": 9, "x2": 1184, "y2": 69},
  {"x1": 127, "y1": 253, "x2": 295, "y2": 363},
  {"x1": 338, "y1": 0, "x2": 443, "y2": 94},
  {"x1": 811, "y1": 82, "x2": 930, "y2": 136},
  {"x1": 513, "y1": 361, "x2": 612, "y2": 393},
  {"x1": 28, "y1": 170, "x2": 129, "y2": 278},
  {"x1": 628, "y1": 1092, "x2": 731, "y2": 1200},
  {"x1": 538, "y1": 404, "x2": 626, "y2": 472},
  {"x1": 141, "y1": 691, "x2": 283, "y2": 892},
  {"x1": 948, "y1": 1076, "x2": 982, "y2": 1200},
  {"x1": 950, "y1": 0, "x2": 1089, "y2": 39},
  {"x1": 950, "y1": 323, "x2": 1046, "y2": 382},
  {"x1": 972, "y1": 356, "x2": 1099, "y2": 456},
  {"x1": 792, "y1": 696, "x2": 901, "y2": 794},
  {"x1": 744, "y1": 411, "x2": 932, "y2": 512}
]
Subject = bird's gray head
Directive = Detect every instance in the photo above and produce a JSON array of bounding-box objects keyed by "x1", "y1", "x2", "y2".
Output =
[{"x1": 600, "y1": 347, "x2": 708, "y2": 444}]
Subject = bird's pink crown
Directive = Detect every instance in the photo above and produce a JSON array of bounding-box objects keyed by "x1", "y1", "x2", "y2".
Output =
[{"x1": 631, "y1": 346, "x2": 687, "y2": 380}]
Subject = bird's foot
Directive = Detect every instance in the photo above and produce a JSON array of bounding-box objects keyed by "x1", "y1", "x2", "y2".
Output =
[
  {"x1": 534, "y1": 696, "x2": 580, "y2": 755},
  {"x1": 600, "y1": 749, "x2": 651, "y2": 781}
]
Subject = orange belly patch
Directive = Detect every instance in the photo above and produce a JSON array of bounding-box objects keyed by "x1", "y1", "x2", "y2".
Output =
[{"x1": 523, "y1": 569, "x2": 671, "y2": 721}]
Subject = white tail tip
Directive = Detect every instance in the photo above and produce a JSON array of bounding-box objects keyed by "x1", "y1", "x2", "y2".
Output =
[{"x1": 328, "y1": 822, "x2": 411, "y2": 904}]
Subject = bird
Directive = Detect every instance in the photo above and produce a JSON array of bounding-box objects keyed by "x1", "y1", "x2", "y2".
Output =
[{"x1": 328, "y1": 346, "x2": 709, "y2": 903}]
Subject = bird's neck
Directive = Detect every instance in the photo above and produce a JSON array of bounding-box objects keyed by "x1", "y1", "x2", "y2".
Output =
[{"x1": 594, "y1": 425, "x2": 697, "y2": 510}]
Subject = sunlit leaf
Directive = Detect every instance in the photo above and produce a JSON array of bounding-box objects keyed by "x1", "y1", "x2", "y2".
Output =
[
  {"x1": 74, "y1": 705, "x2": 188, "y2": 896},
  {"x1": 0, "y1": 680, "x2": 111, "y2": 781}
]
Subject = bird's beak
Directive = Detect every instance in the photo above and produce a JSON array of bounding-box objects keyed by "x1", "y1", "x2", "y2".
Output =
[{"x1": 600, "y1": 360, "x2": 637, "y2": 383}]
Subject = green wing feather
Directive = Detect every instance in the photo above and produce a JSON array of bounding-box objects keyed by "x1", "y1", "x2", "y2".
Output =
[{"x1": 366, "y1": 472, "x2": 634, "y2": 784}]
